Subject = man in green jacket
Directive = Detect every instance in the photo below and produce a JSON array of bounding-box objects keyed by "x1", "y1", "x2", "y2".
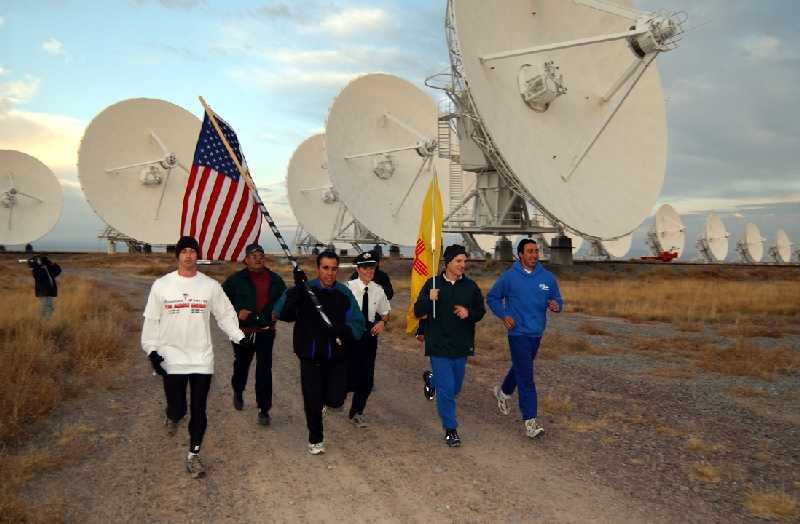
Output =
[
  {"x1": 222, "y1": 243, "x2": 287, "y2": 425},
  {"x1": 414, "y1": 244, "x2": 485, "y2": 447}
]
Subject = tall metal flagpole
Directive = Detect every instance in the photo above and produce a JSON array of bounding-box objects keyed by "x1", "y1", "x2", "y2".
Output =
[
  {"x1": 198, "y1": 96, "x2": 332, "y2": 328},
  {"x1": 430, "y1": 157, "x2": 438, "y2": 319}
]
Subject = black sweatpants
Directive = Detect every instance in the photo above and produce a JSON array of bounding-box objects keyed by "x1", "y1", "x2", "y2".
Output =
[
  {"x1": 347, "y1": 330, "x2": 378, "y2": 418},
  {"x1": 163, "y1": 373, "x2": 212, "y2": 452},
  {"x1": 231, "y1": 330, "x2": 276, "y2": 413},
  {"x1": 300, "y1": 358, "x2": 347, "y2": 444}
]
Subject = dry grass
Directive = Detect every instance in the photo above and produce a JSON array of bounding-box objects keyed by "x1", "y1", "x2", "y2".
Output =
[
  {"x1": 700, "y1": 341, "x2": 800, "y2": 381},
  {"x1": 565, "y1": 417, "x2": 608, "y2": 433},
  {"x1": 726, "y1": 386, "x2": 770, "y2": 398},
  {"x1": 744, "y1": 490, "x2": 799, "y2": 521},
  {"x1": 0, "y1": 266, "x2": 132, "y2": 522},
  {"x1": 577, "y1": 322, "x2": 611, "y2": 336},
  {"x1": 648, "y1": 367, "x2": 698, "y2": 379},
  {"x1": 539, "y1": 392, "x2": 574, "y2": 416},
  {"x1": 687, "y1": 437, "x2": 725, "y2": 454},
  {"x1": 689, "y1": 462, "x2": 721, "y2": 483},
  {"x1": 562, "y1": 279, "x2": 800, "y2": 328}
]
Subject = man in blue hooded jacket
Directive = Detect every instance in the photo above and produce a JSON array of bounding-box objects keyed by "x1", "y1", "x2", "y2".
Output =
[{"x1": 486, "y1": 238, "x2": 563, "y2": 438}]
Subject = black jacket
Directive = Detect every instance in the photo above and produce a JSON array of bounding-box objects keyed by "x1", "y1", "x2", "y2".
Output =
[
  {"x1": 349, "y1": 268, "x2": 393, "y2": 301},
  {"x1": 32, "y1": 260, "x2": 61, "y2": 297},
  {"x1": 275, "y1": 280, "x2": 365, "y2": 361},
  {"x1": 414, "y1": 273, "x2": 485, "y2": 358}
]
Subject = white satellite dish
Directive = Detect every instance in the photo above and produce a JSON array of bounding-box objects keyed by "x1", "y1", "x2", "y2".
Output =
[
  {"x1": 646, "y1": 204, "x2": 684, "y2": 257},
  {"x1": 78, "y1": 98, "x2": 201, "y2": 246},
  {"x1": 325, "y1": 73, "x2": 450, "y2": 247},
  {"x1": 286, "y1": 134, "x2": 379, "y2": 250},
  {"x1": 768, "y1": 228, "x2": 792, "y2": 263},
  {"x1": 736, "y1": 222, "x2": 764, "y2": 263},
  {"x1": 696, "y1": 212, "x2": 729, "y2": 262},
  {"x1": 446, "y1": 0, "x2": 683, "y2": 239},
  {"x1": 589, "y1": 233, "x2": 633, "y2": 259},
  {"x1": 0, "y1": 150, "x2": 63, "y2": 246}
]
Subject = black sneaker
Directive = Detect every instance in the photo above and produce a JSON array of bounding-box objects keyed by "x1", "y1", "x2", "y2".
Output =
[
  {"x1": 258, "y1": 410, "x2": 271, "y2": 426},
  {"x1": 422, "y1": 370, "x2": 435, "y2": 401},
  {"x1": 445, "y1": 428, "x2": 461, "y2": 448},
  {"x1": 233, "y1": 391, "x2": 244, "y2": 411}
]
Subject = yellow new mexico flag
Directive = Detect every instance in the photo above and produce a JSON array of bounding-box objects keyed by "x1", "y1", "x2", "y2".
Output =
[{"x1": 406, "y1": 175, "x2": 443, "y2": 334}]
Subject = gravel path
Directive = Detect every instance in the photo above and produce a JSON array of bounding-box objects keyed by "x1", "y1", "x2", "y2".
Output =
[{"x1": 18, "y1": 262, "x2": 800, "y2": 523}]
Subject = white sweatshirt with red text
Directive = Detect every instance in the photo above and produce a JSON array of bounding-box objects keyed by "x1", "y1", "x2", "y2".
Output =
[{"x1": 141, "y1": 271, "x2": 244, "y2": 374}]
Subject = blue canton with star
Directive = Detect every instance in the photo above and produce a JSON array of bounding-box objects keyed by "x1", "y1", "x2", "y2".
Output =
[{"x1": 193, "y1": 114, "x2": 247, "y2": 182}]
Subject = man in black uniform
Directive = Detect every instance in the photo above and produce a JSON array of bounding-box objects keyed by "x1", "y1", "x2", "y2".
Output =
[
  {"x1": 222, "y1": 243, "x2": 287, "y2": 425},
  {"x1": 275, "y1": 251, "x2": 365, "y2": 455}
]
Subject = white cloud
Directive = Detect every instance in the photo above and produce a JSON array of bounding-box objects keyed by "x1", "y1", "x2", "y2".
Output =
[
  {"x1": 0, "y1": 75, "x2": 84, "y2": 170},
  {"x1": 738, "y1": 34, "x2": 796, "y2": 62},
  {"x1": 233, "y1": 67, "x2": 364, "y2": 90},
  {"x1": 0, "y1": 16, "x2": 5, "y2": 27},
  {"x1": 0, "y1": 67, "x2": 9, "y2": 76},
  {"x1": 42, "y1": 38, "x2": 66, "y2": 56},
  {"x1": 0, "y1": 75, "x2": 40, "y2": 108},
  {"x1": 662, "y1": 193, "x2": 800, "y2": 216},
  {"x1": 318, "y1": 8, "x2": 388, "y2": 37}
]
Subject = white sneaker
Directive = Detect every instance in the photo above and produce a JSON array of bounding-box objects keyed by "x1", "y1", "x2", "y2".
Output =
[
  {"x1": 493, "y1": 385, "x2": 511, "y2": 416},
  {"x1": 350, "y1": 413, "x2": 368, "y2": 428},
  {"x1": 525, "y1": 418, "x2": 545, "y2": 439},
  {"x1": 308, "y1": 442, "x2": 326, "y2": 455}
]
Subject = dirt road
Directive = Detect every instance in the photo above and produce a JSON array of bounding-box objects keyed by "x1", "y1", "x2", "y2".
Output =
[{"x1": 21, "y1": 269, "x2": 684, "y2": 523}]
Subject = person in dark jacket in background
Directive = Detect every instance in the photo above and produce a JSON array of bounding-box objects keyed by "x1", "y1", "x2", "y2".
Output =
[
  {"x1": 275, "y1": 250, "x2": 365, "y2": 455},
  {"x1": 349, "y1": 248, "x2": 393, "y2": 301},
  {"x1": 29, "y1": 255, "x2": 61, "y2": 318},
  {"x1": 222, "y1": 243, "x2": 287, "y2": 426},
  {"x1": 414, "y1": 244, "x2": 485, "y2": 447}
]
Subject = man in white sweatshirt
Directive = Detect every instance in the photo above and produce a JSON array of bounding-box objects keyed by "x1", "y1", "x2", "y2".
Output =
[{"x1": 141, "y1": 236, "x2": 246, "y2": 479}]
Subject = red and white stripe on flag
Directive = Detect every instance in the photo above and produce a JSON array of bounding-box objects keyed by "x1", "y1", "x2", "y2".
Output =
[{"x1": 180, "y1": 164, "x2": 262, "y2": 261}]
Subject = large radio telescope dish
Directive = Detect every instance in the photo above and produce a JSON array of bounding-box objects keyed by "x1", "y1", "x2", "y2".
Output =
[
  {"x1": 0, "y1": 150, "x2": 63, "y2": 245},
  {"x1": 738, "y1": 223, "x2": 764, "y2": 263},
  {"x1": 773, "y1": 228, "x2": 791, "y2": 263},
  {"x1": 287, "y1": 134, "x2": 353, "y2": 245},
  {"x1": 602, "y1": 234, "x2": 633, "y2": 258},
  {"x1": 325, "y1": 73, "x2": 450, "y2": 246},
  {"x1": 78, "y1": 98, "x2": 201, "y2": 245},
  {"x1": 448, "y1": 0, "x2": 676, "y2": 239},
  {"x1": 704, "y1": 212, "x2": 729, "y2": 262},
  {"x1": 650, "y1": 204, "x2": 684, "y2": 256}
]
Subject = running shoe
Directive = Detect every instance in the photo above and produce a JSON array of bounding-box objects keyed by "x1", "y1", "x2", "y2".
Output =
[
  {"x1": 258, "y1": 410, "x2": 271, "y2": 426},
  {"x1": 524, "y1": 418, "x2": 545, "y2": 439},
  {"x1": 493, "y1": 385, "x2": 511, "y2": 416},
  {"x1": 165, "y1": 417, "x2": 179, "y2": 437},
  {"x1": 445, "y1": 428, "x2": 461, "y2": 448},
  {"x1": 422, "y1": 370, "x2": 435, "y2": 401},
  {"x1": 350, "y1": 413, "x2": 368, "y2": 428},
  {"x1": 308, "y1": 442, "x2": 326, "y2": 455},
  {"x1": 185, "y1": 453, "x2": 206, "y2": 478}
]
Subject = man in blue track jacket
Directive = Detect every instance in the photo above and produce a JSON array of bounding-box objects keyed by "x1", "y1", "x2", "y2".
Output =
[{"x1": 486, "y1": 238, "x2": 563, "y2": 439}]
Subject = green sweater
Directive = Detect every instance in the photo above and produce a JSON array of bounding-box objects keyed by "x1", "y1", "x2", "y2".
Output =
[
  {"x1": 222, "y1": 268, "x2": 287, "y2": 329},
  {"x1": 413, "y1": 273, "x2": 486, "y2": 358}
]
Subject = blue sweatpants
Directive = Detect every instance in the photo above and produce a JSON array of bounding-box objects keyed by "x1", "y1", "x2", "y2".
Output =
[
  {"x1": 430, "y1": 356, "x2": 467, "y2": 430},
  {"x1": 500, "y1": 336, "x2": 541, "y2": 420}
]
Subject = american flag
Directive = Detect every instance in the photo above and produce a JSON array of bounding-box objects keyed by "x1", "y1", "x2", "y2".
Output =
[{"x1": 180, "y1": 113, "x2": 261, "y2": 261}]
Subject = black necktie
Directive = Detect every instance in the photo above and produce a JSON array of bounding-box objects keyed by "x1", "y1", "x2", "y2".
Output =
[{"x1": 361, "y1": 285, "x2": 369, "y2": 322}]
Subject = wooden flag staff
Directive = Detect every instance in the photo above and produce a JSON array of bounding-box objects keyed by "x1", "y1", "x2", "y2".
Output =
[{"x1": 198, "y1": 96, "x2": 332, "y2": 328}]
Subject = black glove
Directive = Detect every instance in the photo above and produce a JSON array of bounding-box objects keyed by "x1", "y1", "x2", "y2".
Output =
[
  {"x1": 293, "y1": 267, "x2": 308, "y2": 287},
  {"x1": 237, "y1": 333, "x2": 255, "y2": 349},
  {"x1": 148, "y1": 351, "x2": 168, "y2": 377}
]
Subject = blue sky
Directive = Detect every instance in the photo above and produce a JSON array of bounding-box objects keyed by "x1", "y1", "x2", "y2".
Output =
[{"x1": 1, "y1": 0, "x2": 798, "y2": 259}]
